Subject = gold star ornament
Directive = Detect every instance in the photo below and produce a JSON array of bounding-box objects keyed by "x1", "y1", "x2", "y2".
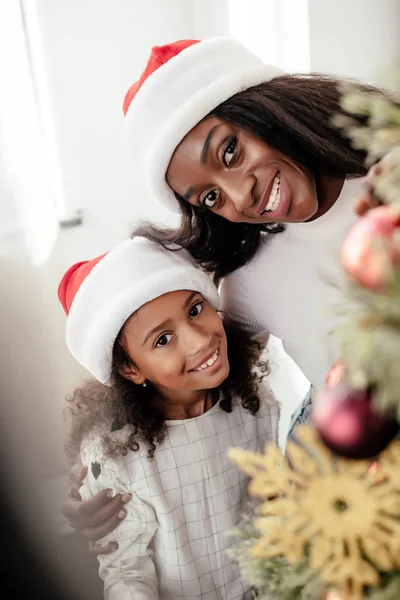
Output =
[{"x1": 229, "y1": 425, "x2": 400, "y2": 599}]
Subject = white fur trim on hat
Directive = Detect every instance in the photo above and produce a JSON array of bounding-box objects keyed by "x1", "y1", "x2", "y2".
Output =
[
  {"x1": 124, "y1": 37, "x2": 284, "y2": 214},
  {"x1": 66, "y1": 238, "x2": 219, "y2": 384}
]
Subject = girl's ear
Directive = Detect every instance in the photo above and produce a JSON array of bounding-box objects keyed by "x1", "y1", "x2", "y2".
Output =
[{"x1": 118, "y1": 362, "x2": 145, "y2": 386}]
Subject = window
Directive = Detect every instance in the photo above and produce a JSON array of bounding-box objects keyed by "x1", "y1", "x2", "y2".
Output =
[{"x1": 0, "y1": 0, "x2": 64, "y2": 265}]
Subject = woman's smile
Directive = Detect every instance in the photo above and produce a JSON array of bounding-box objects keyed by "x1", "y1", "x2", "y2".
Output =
[{"x1": 257, "y1": 171, "x2": 292, "y2": 219}]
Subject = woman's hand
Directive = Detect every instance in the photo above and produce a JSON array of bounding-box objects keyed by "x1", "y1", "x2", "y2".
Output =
[
  {"x1": 354, "y1": 184, "x2": 381, "y2": 217},
  {"x1": 353, "y1": 152, "x2": 397, "y2": 217},
  {"x1": 354, "y1": 162, "x2": 384, "y2": 217},
  {"x1": 61, "y1": 464, "x2": 131, "y2": 555}
]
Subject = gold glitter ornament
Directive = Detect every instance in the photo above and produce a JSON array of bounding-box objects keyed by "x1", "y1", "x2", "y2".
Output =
[{"x1": 229, "y1": 425, "x2": 400, "y2": 598}]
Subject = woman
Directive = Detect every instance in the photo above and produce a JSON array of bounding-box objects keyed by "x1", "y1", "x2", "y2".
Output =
[
  {"x1": 63, "y1": 37, "x2": 390, "y2": 550},
  {"x1": 122, "y1": 37, "x2": 387, "y2": 389}
]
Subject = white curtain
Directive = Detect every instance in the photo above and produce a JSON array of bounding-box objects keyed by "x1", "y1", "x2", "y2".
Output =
[{"x1": 0, "y1": 0, "x2": 62, "y2": 265}]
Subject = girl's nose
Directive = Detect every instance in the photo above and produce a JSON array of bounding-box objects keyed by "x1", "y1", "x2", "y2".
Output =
[{"x1": 183, "y1": 325, "x2": 211, "y2": 357}]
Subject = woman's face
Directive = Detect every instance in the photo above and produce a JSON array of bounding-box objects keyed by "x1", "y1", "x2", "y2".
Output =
[
  {"x1": 166, "y1": 116, "x2": 319, "y2": 224},
  {"x1": 120, "y1": 290, "x2": 229, "y2": 400}
]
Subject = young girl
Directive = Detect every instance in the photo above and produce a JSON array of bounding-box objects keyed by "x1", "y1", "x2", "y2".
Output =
[{"x1": 60, "y1": 236, "x2": 279, "y2": 599}]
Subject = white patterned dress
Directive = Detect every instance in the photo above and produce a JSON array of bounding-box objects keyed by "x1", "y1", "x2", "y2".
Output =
[{"x1": 80, "y1": 384, "x2": 279, "y2": 600}]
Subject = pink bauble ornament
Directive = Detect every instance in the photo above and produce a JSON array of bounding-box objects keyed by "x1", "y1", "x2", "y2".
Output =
[
  {"x1": 341, "y1": 206, "x2": 400, "y2": 291},
  {"x1": 313, "y1": 383, "x2": 399, "y2": 459}
]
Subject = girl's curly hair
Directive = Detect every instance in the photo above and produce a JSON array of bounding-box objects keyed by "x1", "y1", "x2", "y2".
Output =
[{"x1": 66, "y1": 322, "x2": 269, "y2": 461}]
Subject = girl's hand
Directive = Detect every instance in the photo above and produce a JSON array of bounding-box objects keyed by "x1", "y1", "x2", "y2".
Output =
[{"x1": 61, "y1": 464, "x2": 131, "y2": 555}]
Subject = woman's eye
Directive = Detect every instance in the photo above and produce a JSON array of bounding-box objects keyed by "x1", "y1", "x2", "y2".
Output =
[
  {"x1": 155, "y1": 333, "x2": 173, "y2": 348},
  {"x1": 223, "y1": 136, "x2": 237, "y2": 167},
  {"x1": 200, "y1": 189, "x2": 220, "y2": 209},
  {"x1": 189, "y1": 301, "x2": 203, "y2": 318}
]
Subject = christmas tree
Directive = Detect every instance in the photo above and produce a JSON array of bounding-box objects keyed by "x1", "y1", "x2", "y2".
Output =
[
  {"x1": 315, "y1": 85, "x2": 400, "y2": 459},
  {"x1": 228, "y1": 84, "x2": 400, "y2": 599}
]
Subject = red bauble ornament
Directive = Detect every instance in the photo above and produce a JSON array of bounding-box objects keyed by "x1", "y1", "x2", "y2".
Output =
[
  {"x1": 341, "y1": 206, "x2": 400, "y2": 291},
  {"x1": 313, "y1": 383, "x2": 399, "y2": 459}
]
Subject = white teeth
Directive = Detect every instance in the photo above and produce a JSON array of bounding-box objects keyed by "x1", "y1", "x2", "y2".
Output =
[
  {"x1": 263, "y1": 173, "x2": 281, "y2": 213},
  {"x1": 194, "y1": 348, "x2": 219, "y2": 371}
]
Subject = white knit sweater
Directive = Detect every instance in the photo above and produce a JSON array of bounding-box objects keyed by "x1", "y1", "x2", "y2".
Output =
[{"x1": 221, "y1": 178, "x2": 362, "y2": 389}]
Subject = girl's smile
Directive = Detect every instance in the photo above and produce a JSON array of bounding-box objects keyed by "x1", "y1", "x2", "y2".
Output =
[{"x1": 191, "y1": 344, "x2": 219, "y2": 372}]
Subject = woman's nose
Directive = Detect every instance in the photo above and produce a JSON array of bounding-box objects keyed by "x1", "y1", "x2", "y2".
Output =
[{"x1": 223, "y1": 173, "x2": 256, "y2": 213}]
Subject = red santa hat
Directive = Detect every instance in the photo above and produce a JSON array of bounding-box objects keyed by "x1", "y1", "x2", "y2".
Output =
[
  {"x1": 123, "y1": 37, "x2": 284, "y2": 213},
  {"x1": 58, "y1": 237, "x2": 219, "y2": 384}
]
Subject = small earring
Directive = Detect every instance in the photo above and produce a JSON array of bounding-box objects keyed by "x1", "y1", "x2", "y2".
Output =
[{"x1": 142, "y1": 381, "x2": 147, "y2": 387}]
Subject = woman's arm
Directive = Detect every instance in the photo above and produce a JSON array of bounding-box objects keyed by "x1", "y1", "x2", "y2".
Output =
[{"x1": 61, "y1": 462, "x2": 130, "y2": 554}]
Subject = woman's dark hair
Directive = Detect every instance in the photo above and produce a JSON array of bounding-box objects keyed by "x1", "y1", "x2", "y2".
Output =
[
  {"x1": 66, "y1": 322, "x2": 269, "y2": 461},
  {"x1": 135, "y1": 75, "x2": 398, "y2": 280}
]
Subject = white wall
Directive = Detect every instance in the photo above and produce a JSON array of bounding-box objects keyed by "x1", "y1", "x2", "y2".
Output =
[
  {"x1": 227, "y1": 0, "x2": 311, "y2": 72},
  {"x1": 37, "y1": 0, "x2": 194, "y2": 254},
  {"x1": 193, "y1": 0, "x2": 229, "y2": 39},
  {"x1": 227, "y1": 0, "x2": 400, "y2": 82},
  {"x1": 308, "y1": 0, "x2": 400, "y2": 85}
]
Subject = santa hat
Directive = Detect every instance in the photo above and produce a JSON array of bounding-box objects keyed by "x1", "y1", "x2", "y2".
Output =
[
  {"x1": 58, "y1": 237, "x2": 219, "y2": 384},
  {"x1": 123, "y1": 37, "x2": 284, "y2": 213}
]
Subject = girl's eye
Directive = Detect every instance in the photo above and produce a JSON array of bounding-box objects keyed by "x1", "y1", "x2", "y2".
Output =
[
  {"x1": 199, "y1": 189, "x2": 220, "y2": 209},
  {"x1": 223, "y1": 136, "x2": 237, "y2": 167},
  {"x1": 189, "y1": 301, "x2": 203, "y2": 319},
  {"x1": 155, "y1": 333, "x2": 173, "y2": 348}
]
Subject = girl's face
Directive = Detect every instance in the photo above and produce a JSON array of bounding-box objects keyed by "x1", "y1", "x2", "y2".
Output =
[
  {"x1": 119, "y1": 290, "x2": 229, "y2": 400},
  {"x1": 166, "y1": 116, "x2": 319, "y2": 224}
]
